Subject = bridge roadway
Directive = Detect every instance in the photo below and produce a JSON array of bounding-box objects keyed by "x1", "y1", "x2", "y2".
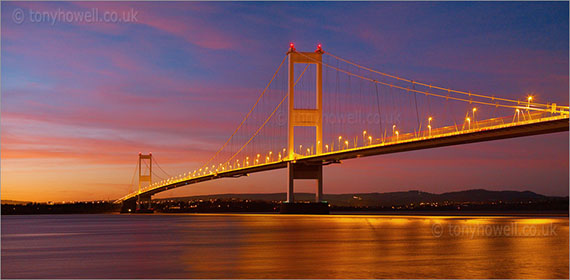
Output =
[{"x1": 117, "y1": 115, "x2": 569, "y2": 203}]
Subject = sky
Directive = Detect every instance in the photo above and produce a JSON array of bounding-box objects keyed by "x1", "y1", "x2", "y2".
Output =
[{"x1": 1, "y1": 1, "x2": 568, "y2": 202}]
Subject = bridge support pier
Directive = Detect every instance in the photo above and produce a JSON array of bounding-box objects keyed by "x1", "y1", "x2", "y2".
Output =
[
  {"x1": 120, "y1": 197, "x2": 137, "y2": 213},
  {"x1": 282, "y1": 162, "x2": 328, "y2": 214},
  {"x1": 120, "y1": 195, "x2": 154, "y2": 213},
  {"x1": 287, "y1": 162, "x2": 323, "y2": 203},
  {"x1": 136, "y1": 194, "x2": 154, "y2": 213}
]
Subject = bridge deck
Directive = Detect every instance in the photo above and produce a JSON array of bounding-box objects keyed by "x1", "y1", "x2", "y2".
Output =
[{"x1": 117, "y1": 115, "x2": 568, "y2": 202}]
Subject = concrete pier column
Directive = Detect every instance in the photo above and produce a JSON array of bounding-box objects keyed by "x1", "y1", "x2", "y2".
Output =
[
  {"x1": 136, "y1": 194, "x2": 153, "y2": 213},
  {"x1": 286, "y1": 162, "x2": 323, "y2": 203},
  {"x1": 287, "y1": 162, "x2": 295, "y2": 203},
  {"x1": 316, "y1": 171, "x2": 323, "y2": 203}
]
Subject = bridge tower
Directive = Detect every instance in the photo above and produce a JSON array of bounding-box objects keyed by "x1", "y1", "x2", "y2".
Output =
[
  {"x1": 285, "y1": 43, "x2": 325, "y2": 204},
  {"x1": 137, "y1": 152, "x2": 152, "y2": 211}
]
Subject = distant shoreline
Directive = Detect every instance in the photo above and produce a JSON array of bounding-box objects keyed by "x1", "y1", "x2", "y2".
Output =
[
  {"x1": 2, "y1": 210, "x2": 568, "y2": 217},
  {"x1": 3, "y1": 189, "x2": 568, "y2": 215}
]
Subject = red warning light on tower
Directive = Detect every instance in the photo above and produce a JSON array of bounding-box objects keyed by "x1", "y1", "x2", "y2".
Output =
[
  {"x1": 288, "y1": 42, "x2": 296, "y2": 53},
  {"x1": 316, "y1": 43, "x2": 324, "y2": 53}
]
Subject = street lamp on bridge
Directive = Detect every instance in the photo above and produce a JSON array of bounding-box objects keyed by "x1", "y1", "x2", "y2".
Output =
[
  {"x1": 527, "y1": 96, "x2": 533, "y2": 108},
  {"x1": 428, "y1": 117, "x2": 433, "y2": 137}
]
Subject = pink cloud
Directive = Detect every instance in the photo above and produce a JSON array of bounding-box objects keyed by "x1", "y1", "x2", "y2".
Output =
[{"x1": 67, "y1": 2, "x2": 238, "y2": 50}]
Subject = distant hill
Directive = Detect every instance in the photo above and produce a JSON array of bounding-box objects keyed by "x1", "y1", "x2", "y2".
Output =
[
  {"x1": 1, "y1": 200, "x2": 32, "y2": 205},
  {"x1": 156, "y1": 189, "x2": 561, "y2": 207}
]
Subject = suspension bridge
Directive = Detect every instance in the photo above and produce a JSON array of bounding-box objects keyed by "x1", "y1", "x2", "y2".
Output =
[{"x1": 117, "y1": 44, "x2": 569, "y2": 213}]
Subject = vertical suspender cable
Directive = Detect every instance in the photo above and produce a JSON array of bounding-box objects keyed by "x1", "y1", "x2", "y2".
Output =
[
  {"x1": 374, "y1": 82, "x2": 383, "y2": 143},
  {"x1": 412, "y1": 81, "x2": 420, "y2": 135}
]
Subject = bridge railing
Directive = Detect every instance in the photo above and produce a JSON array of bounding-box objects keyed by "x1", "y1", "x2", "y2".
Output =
[{"x1": 369, "y1": 110, "x2": 564, "y2": 146}]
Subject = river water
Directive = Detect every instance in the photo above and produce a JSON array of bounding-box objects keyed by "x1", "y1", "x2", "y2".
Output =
[{"x1": 1, "y1": 213, "x2": 568, "y2": 278}]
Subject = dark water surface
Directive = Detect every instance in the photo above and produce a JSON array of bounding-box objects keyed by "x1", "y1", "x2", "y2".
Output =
[{"x1": 1, "y1": 214, "x2": 568, "y2": 278}]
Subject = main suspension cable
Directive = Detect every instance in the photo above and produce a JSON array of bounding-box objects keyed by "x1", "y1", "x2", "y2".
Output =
[
  {"x1": 296, "y1": 52, "x2": 556, "y2": 112},
  {"x1": 152, "y1": 157, "x2": 172, "y2": 178},
  {"x1": 325, "y1": 52, "x2": 565, "y2": 110},
  {"x1": 128, "y1": 159, "x2": 139, "y2": 192},
  {"x1": 222, "y1": 64, "x2": 310, "y2": 166},
  {"x1": 199, "y1": 55, "x2": 288, "y2": 171}
]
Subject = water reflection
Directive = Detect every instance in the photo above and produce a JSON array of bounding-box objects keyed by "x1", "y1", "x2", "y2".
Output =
[{"x1": 2, "y1": 214, "x2": 568, "y2": 278}]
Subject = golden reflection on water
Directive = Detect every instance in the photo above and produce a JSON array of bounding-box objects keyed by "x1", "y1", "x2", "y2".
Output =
[
  {"x1": 1, "y1": 214, "x2": 567, "y2": 279},
  {"x1": 176, "y1": 214, "x2": 568, "y2": 279}
]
